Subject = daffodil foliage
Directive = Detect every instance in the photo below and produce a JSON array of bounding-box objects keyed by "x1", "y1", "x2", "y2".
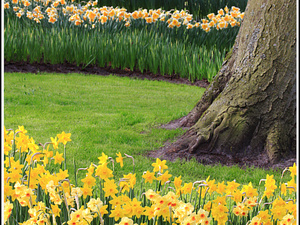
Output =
[{"x1": 4, "y1": 126, "x2": 297, "y2": 225}]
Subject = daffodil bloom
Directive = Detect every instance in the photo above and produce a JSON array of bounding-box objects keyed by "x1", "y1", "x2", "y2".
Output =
[
  {"x1": 186, "y1": 15, "x2": 193, "y2": 21},
  {"x1": 131, "y1": 11, "x2": 138, "y2": 19},
  {"x1": 289, "y1": 163, "x2": 297, "y2": 177},
  {"x1": 287, "y1": 177, "x2": 296, "y2": 193},
  {"x1": 100, "y1": 15, "x2": 107, "y2": 24},
  {"x1": 157, "y1": 170, "x2": 172, "y2": 184},
  {"x1": 232, "y1": 189, "x2": 243, "y2": 203},
  {"x1": 230, "y1": 20, "x2": 237, "y2": 27},
  {"x1": 53, "y1": 151, "x2": 64, "y2": 164},
  {"x1": 24, "y1": 0, "x2": 31, "y2": 6},
  {"x1": 53, "y1": 1, "x2": 60, "y2": 7},
  {"x1": 198, "y1": 208, "x2": 209, "y2": 222},
  {"x1": 116, "y1": 152, "x2": 124, "y2": 167},
  {"x1": 231, "y1": 6, "x2": 240, "y2": 12},
  {"x1": 109, "y1": 195, "x2": 123, "y2": 207},
  {"x1": 242, "y1": 182, "x2": 258, "y2": 197},
  {"x1": 143, "y1": 205, "x2": 156, "y2": 218},
  {"x1": 211, "y1": 203, "x2": 228, "y2": 224},
  {"x1": 4, "y1": 2, "x2": 10, "y2": 8},
  {"x1": 145, "y1": 16, "x2": 153, "y2": 23},
  {"x1": 95, "y1": 162, "x2": 113, "y2": 180},
  {"x1": 51, "y1": 204, "x2": 61, "y2": 217},
  {"x1": 181, "y1": 182, "x2": 193, "y2": 194},
  {"x1": 249, "y1": 216, "x2": 262, "y2": 225},
  {"x1": 57, "y1": 131, "x2": 71, "y2": 145},
  {"x1": 168, "y1": 23, "x2": 175, "y2": 28},
  {"x1": 280, "y1": 182, "x2": 287, "y2": 196},
  {"x1": 152, "y1": 12, "x2": 159, "y2": 20},
  {"x1": 109, "y1": 205, "x2": 124, "y2": 221},
  {"x1": 4, "y1": 201, "x2": 13, "y2": 223},
  {"x1": 48, "y1": 16, "x2": 57, "y2": 23},
  {"x1": 231, "y1": 11, "x2": 240, "y2": 18},
  {"x1": 207, "y1": 13, "x2": 215, "y2": 20},
  {"x1": 26, "y1": 11, "x2": 34, "y2": 19},
  {"x1": 218, "y1": 20, "x2": 227, "y2": 29},
  {"x1": 239, "y1": 12, "x2": 245, "y2": 19},
  {"x1": 201, "y1": 23, "x2": 210, "y2": 30},
  {"x1": 152, "y1": 158, "x2": 168, "y2": 172},
  {"x1": 171, "y1": 18, "x2": 180, "y2": 26},
  {"x1": 4, "y1": 183, "x2": 14, "y2": 201},
  {"x1": 122, "y1": 173, "x2": 136, "y2": 189},
  {"x1": 103, "y1": 179, "x2": 118, "y2": 197},
  {"x1": 182, "y1": 213, "x2": 199, "y2": 225},
  {"x1": 186, "y1": 23, "x2": 193, "y2": 29},
  {"x1": 116, "y1": 217, "x2": 134, "y2": 225},
  {"x1": 280, "y1": 214, "x2": 295, "y2": 225},
  {"x1": 174, "y1": 175, "x2": 182, "y2": 190},
  {"x1": 145, "y1": 189, "x2": 160, "y2": 202},
  {"x1": 80, "y1": 184, "x2": 93, "y2": 199},
  {"x1": 4, "y1": 142, "x2": 12, "y2": 155},
  {"x1": 80, "y1": 173, "x2": 96, "y2": 188},
  {"x1": 98, "y1": 152, "x2": 108, "y2": 164},
  {"x1": 213, "y1": 195, "x2": 227, "y2": 206},
  {"x1": 174, "y1": 202, "x2": 194, "y2": 221},
  {"x1": 87, "y1": 197, "x2": 103, "y2": 212},
  {"x1": 271, "y1": 206, "x2": 287, "y2": 221},
  {"x1": 9, "y1": 169, "x2": 23, "y2": 183},
  {"x1": 226, "y1": 180, "x2": 240, "y2": 193},
  {"x1": 87, "y1": 10, "x2": 97, "y2": 22},
  {"x1": 142, "y1": 171, "x2": 156, "y2": 184}
]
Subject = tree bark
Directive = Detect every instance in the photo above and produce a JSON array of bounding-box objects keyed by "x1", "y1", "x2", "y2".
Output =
[{"x1": 160, "y1": 0, "x2": 296, "y2": 166}]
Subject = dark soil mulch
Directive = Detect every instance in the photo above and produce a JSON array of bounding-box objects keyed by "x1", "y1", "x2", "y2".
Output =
[{"x1": 4, "y1": 60, "x2": 210, "y2": 88}]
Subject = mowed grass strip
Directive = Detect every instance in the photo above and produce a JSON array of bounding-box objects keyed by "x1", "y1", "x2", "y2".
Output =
[{"x1": 4, "y1": 72, "x2": 287, "y2": 186}]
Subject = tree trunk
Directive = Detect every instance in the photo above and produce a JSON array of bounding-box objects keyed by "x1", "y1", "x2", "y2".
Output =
[{"x1": 159, "y1": 0, "x2": 296, "y2": 167}]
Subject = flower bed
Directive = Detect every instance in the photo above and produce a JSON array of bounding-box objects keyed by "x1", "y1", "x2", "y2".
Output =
[
  {"x1": 4, "y1": 0, "x2": 244, "y2": 31},
  {"x1": 4, "y1": 126, "x2": 297, "y2": 224},
  {"x1": 4, "y1": 0, "x2": 245, "y2": 82}
]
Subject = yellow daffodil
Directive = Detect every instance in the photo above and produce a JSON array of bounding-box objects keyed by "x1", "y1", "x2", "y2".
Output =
[
  {"x1": 80, "y1": 184, "x2": 93, "y2": 199},
  {"x1": 109, "y1": 205, "x2": 124, "y2": 221},
  {"x1": 116, "y1": 152, "x2": 124, "y2": 167},
  {"x1": 98, "y1": 152, "x2": 108, "y2": 165},
  {"x1": 152, "y1": 158, "x2": 168, "y2": 172},
  {"x1": 116, "y1": 217, "x2": 134, "y2": 225},
  {"x1": 103, "y1": 179, "x2": 118, "y2": 197},
  {"x1": 57, "y1": 131, "x2": 71, "y2": 145},
  {"x1": 181, "y1": 182, "x2": 193, "y2": 194},
  {"x1": 95, "y1": 162, "x2": 113, "y2": 180},
  {"x1": 4, "y1": 201, "x2": 13, "y2": 223},
  {"x1": 4, "y1": 2, "x2": 10, "y2": 8},
  {"x1": 81, "y1": 173, "x2": 96, "y2": 187},
  {"x1": 142, "y1": 171, "x2": 156, "y2": 184},
  {"x1": 51, "y1": 204, "x2": 61, "y2": 217},
  {"x1": 289, "y1": 163, "x2": 297, "y2": 177},
  {"x1": 157, "y1": 170, "x2": 172, "y2": 184},
  {"x1": 53, "y1": 151, "x2": 64, "y2": 164}
]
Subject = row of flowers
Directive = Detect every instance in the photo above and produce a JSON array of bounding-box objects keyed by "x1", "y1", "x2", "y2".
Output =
[
  {"x1": 4, "y1": 0, "x2": 244, "y2": 31},
  {"x1": 4, "y1": 126, "x2": 297, "y2": 224}
]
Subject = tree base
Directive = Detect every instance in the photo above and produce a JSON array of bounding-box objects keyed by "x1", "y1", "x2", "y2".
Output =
[{"x1": 147, "y1": 128, "x2": 296, "y2": 169}]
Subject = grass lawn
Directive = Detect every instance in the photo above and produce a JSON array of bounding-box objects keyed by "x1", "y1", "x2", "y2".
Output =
[{"x1": 4, "y1": 72, "x2": 288, "y2": 187}]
